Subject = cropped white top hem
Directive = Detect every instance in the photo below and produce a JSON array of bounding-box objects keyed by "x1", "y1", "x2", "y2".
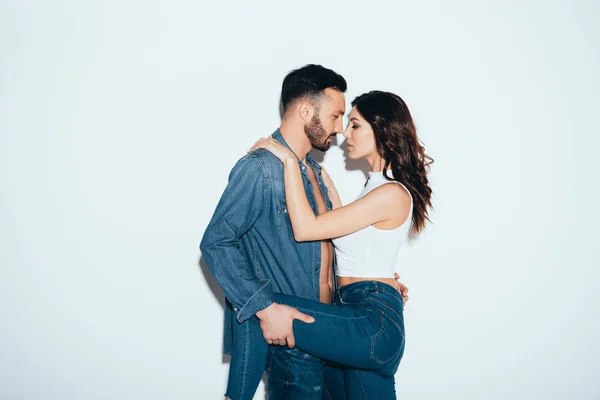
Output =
[{"x1": 333, "y1": 170, "x2": 413, "y2": 279}]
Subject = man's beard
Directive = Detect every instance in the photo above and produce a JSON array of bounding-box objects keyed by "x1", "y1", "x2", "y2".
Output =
[{"x1": 305, "y1": 114, "x2": 333, "y2": 152}]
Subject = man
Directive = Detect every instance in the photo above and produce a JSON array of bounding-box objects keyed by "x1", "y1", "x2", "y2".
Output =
[{"x1": 200, "y1": 64, "x2": 407, "y2": 399}]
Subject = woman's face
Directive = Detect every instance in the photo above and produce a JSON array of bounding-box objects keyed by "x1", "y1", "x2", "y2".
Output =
[{"x1": 343, "y1": 107, "x2": 378, "y2": 160}]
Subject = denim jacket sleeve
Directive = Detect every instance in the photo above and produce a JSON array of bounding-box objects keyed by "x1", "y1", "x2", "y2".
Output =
[{"x1": 200, "y1": 155, "x2": 274, "y2": 323}]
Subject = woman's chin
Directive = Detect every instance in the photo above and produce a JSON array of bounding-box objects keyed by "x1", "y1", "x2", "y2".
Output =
[{"x1": 347, "y1": 151, "x2": 360, "y2": 160}]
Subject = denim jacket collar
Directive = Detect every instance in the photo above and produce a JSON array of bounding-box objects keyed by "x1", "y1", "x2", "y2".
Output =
[{"x1": 271, "y1": 129, "x2": 322, "y2": 174}]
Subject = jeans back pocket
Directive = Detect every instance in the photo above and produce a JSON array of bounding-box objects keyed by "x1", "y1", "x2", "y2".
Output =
[{"x1": 369, "y1": 311, "x2": 405, "y2": 367}]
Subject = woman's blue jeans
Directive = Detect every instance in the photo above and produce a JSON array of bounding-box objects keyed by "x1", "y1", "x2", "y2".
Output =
[{"x1": 226, "y1": 281, "x2": 406, "y2": 400}]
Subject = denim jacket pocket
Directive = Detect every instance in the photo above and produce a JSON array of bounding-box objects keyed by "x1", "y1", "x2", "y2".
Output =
[
  {"x1": 369, "y1": 311, "x2": 405, "y2": 365},
  {"x1": 277, "y1": 201, "x2": 295, "y2": 239}
]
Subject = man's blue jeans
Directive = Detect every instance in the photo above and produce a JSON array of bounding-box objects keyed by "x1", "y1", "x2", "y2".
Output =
[
  {"x1": 229, "y1": 341, "x2": 347, "y2": 399},
  {"x1": 265, "y1": 346, "x2": 326, "y2": 399},
  {"x1": 226, "y1": 281, "x2": 405, "y2": 400}
]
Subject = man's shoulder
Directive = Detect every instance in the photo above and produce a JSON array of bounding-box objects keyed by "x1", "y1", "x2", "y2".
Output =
[
  {"x1": 233, "y1": 149, "x2": 283, "y2": 176},
  {"x1": 246, "y1": 148, "x2": 280, "y2": 164}
]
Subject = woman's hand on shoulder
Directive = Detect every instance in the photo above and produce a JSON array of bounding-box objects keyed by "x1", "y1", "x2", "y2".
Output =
[{"x1": 249, "y1": 137, "x2": 296, "y2": 164}]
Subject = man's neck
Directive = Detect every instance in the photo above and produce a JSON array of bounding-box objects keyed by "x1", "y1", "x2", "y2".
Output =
[{"x1": 279, "y1": 120, "x2": 311, "y2": 162}]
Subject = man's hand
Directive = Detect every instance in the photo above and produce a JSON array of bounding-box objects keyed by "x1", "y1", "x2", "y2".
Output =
[
  {"x1": 394, "y1": 272, "x2": 409, "y2": 304},
  {"x1": 255, "y1": 303, "x2": 315, "y2": 348}
]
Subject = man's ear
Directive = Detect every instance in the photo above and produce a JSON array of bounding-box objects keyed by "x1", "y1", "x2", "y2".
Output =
[{"x1": 298, "y1": 101, "x2": 316, "y2": 124}]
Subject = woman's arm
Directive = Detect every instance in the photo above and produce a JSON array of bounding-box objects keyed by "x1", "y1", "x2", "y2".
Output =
[
  {"x1": 250, "y1": 137, "x2": 410, "y2": 242},
  {"x1": 283, "y1": 157, "x2": 407, "y2": 240},
  {"x1": 320, "y1": 167, "x2": 342, "y2": 209}
]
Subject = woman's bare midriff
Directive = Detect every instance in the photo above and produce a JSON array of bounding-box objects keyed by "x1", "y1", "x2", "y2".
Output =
[{"x1": 338, "y1": 276, "x2": 397, "y2": 289}]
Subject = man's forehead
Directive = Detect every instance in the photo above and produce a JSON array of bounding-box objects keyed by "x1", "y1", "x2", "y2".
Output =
[{"x1": 322, "y1": 88, "x2": 346, "y2": 111}]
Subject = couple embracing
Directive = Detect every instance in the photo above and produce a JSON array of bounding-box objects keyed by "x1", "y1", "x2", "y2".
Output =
[{"x1": 200, "y1": 64, "x2": 433, "y2": 400}]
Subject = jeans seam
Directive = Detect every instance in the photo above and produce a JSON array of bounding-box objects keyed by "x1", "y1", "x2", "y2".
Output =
[
  {"x1": 368, "y1": 296, "x2": 403, "y2": 321},
  {"x1": 369, "y1": 313, "x2": 383, "y2": 364},
  {"x1": 369, "y1": 312, "x2": 401, "y2": 365},
  {"x1": 287, "y1": 352, "x2": 291, "y2": 400},
  {"x1": 383, "y1": 312, "x2": 405, "y2": 338},
  {"x1": 355, "y1": 369, "x2": 368, "y2": 399},
  {"x1": 293, "y1": 306, "x2": 369, "y2": 321},
  {"x1": 266, "y1": 347, "x2": 275, "y2": 373},
  {"x1": 369, "y1": 297, "x2": 404, "y2": 335},
  {"x1": 323, "y1": 381, "x2": 332, "y2": 400},
  {"x1": 237, "y1": 320, "x2": 250, "y2": 400}
]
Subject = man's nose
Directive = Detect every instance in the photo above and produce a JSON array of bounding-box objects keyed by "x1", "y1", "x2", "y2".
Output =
[{"x1": 342, "y1": 127, "x2": 351, "y2": 138}]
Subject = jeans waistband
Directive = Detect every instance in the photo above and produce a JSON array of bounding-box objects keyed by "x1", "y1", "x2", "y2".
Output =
[{"x1": 337, "y1": 280, "x2": 402, "y2": 303}]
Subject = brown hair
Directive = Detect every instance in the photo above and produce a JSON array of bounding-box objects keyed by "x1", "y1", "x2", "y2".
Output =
[{"x1": 352, "y1": 91, "x2": 433, "y2": 235}]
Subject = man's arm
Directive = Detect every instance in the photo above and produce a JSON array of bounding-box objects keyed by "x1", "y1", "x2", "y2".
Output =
[{"x1": 200, "y1": 155, "x2": 274, "y2": 323}]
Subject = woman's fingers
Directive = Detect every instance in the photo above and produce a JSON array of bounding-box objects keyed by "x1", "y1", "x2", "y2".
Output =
[{"x1": 248, "y1": 137, "x2": 273, "y2": 153}]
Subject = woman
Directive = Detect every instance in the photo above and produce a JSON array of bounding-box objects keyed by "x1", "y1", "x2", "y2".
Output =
[{"x1": 227, "y1": 90, "x2": 433, "y2": 400}]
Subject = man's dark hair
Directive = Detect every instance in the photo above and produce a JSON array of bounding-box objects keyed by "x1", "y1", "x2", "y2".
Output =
[{"x1": 281, "y1": 64, "x2": 347, "y2": 113}]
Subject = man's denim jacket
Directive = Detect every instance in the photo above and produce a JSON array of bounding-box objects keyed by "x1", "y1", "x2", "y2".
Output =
[{"x1": 200, "y1": 129, "x2": 335, "y2": 354}]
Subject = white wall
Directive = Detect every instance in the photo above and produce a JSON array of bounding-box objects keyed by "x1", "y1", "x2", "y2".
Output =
[{"x1": 1, "y1": 1, "x2": 599, "y2": 399}]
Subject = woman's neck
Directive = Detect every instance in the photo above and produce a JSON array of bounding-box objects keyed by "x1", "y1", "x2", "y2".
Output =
[{"x1": 367, "y1": 156, "x2": 386, "y2": 173}]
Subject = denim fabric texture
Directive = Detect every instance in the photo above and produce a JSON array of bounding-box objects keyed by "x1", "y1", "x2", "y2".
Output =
[
  {"x1": 200, "y1": 129, "x2": 336, "y2": 398},
  {"x1": 226, "y1": 281, "x2": 405, "y2": 400}
]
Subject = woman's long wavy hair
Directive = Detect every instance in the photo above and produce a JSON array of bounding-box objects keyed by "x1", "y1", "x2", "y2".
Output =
[{"x1": 352, "y1": 91, "x2": 433, "y2": 235}]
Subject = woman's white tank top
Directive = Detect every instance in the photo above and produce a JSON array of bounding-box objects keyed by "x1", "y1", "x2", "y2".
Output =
[{"x1": 333, "y1": 171, "x2": 413, "y2": 278}]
